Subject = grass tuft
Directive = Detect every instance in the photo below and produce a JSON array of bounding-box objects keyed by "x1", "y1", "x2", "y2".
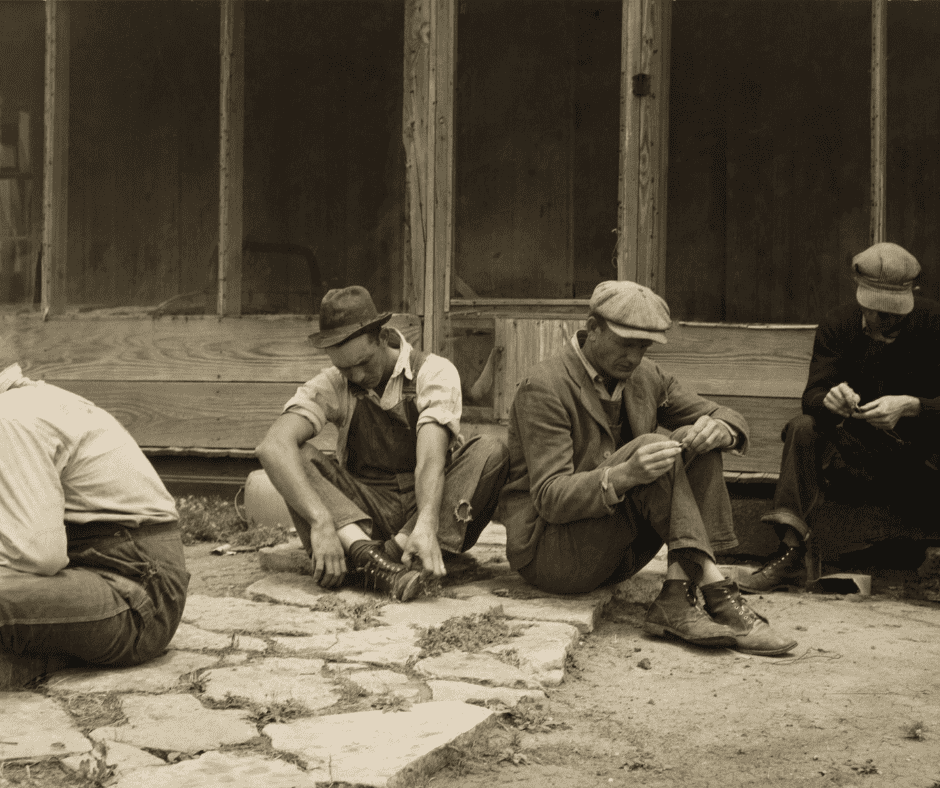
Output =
[
  {"x1": 416, "y1": 608, "x2": 516, "y2": 657},
  {"x1": 176, "y1": 494, "x2": 291, "y2": 549}
]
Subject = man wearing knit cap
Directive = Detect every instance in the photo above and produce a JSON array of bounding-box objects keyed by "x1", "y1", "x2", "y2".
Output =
[
  {"x1": 742, "y1": 242, "x2": 940, "y2": 593},
  {"x1": 500, "y1": 280, "x2": 796, "y2": 656}
]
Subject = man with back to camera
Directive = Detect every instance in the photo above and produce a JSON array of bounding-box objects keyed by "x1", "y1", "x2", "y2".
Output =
[
  {"x1": 0, "y1": 362, "x2": 189, "y2": 668},
  {"x1": 257, "y1": 285, "x2": 509, "y2": 602},
  {"x1": 741, "y1": 242, "x2": 940, "y2": 592},
  {"x1": 499, "y1": 280, "x2": 796, "y2": 656}
]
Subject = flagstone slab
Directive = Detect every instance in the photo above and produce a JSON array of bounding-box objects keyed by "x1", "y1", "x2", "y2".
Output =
[
  {"x1": 341, "y1": 669, "x2": 424, "y2": 699},
  {"x1": 264, "y1": 701, "x2": 495, "y2": 787},
  {"x1": 484, "y1": 620, "x2": 579, "y2": 676},
  {"x1": 0, "y1": 692, "x2": 90, "y2": 762},
  {"x1": 168, "y1": 623, "x2": 267, "y2": 653},
  {"x1": 46, "y1": 651, "x2": 218, "y2": 695},
  {"x1": 427, "y1": 680, "x2": 546, "y2": 707},
  {"x1": 62, "y1": 740, "x2": 165, "y2": 779},
  {"x1": 246, "y1": 573, "x2": 391, "y2": 610},
  {"x1": 413, "y1": 651, "x2": 538, "y2": 689},
  {"x1": 272, "y1": 624, "x2": 422, "y2": 666},
  {"x1": 183, "y1": 594, "x2": 350, "y2": 636},
  {"x1": 91, "y1": 694, "x2": 257, "y2": 753},
  {"x1": 112, "y1": 750, "x2": 320, "y2": 788},
  {"x1": 201, "y1": 657, "x2": 340, "y2": 711},
  {"x1": 377, "y1": 597, "x2": 504, "y2": 629}
]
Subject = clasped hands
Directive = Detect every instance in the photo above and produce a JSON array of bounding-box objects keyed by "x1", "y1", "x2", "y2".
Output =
[{"x1": 824, "y1": 382, "x2": 918, "y2": 431}]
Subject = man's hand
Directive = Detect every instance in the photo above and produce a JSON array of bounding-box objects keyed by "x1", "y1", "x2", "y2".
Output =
[
  {"x1": 402, "y1": 523, "x2": 446, "y2": 578},
  {"x1": 853, "y1": 395, "x2": 920, "y2": 431},
  {"x1": 622, "y1": 439, "x2": 684, "y2": 486},
  {"x1": 679, "y1": 415, "x2": 735, "y2": 455},
  {"x1": 824, "y1": 382, "x2": 861, "y2": 418},
  {"x1": 309, "y1": 524, "x2": 347, "y2": 588}
]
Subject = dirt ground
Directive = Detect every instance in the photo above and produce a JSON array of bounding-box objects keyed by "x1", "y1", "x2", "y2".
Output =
[{"x1": 184, "y1": 547, "x2": 940, "y2": 788}]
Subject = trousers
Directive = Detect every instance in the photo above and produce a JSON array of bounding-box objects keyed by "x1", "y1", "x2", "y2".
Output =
[
  {"x1": 291, "y1": 434, "x2": 510, "y2": 554},
  {"x1": 0, "y1": 521, "x2": 189, "y2": 667},
  {"x1": 518, "y1": 430, "x2": 738, "y2": 594}
]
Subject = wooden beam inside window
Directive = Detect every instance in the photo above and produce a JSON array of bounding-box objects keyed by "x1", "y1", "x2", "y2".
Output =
[
  {"x1": 870, "y1": 0, "x2": 886, "y2": 244},
  {"x1": 42, "y1": 0, "x2": 69, "y2": 317},
  {"x1": 219, "y1": 0, "x2": 245, "y2": 317}
]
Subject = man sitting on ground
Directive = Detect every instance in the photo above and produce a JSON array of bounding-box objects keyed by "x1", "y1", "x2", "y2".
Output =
[
  {"x1": 741, "y1": 242, "x2": 940, "y2": 593},
  {"x1": 0, "y1": 362, "x2": 189, "y2": 667},
  {"x1": 257, "y1": 286, "x2": 509, "y2": 601},
  {"x1": 499, "y1": 281, "x2": 796, "y2": 656}
]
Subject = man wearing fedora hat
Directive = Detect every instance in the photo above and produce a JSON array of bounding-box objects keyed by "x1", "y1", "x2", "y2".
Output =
[
  {"x1": 499, "y1": 280, "x2": 796, "y2": 655},
  {"x1": 742, "y1": 242, "x2": 940, "y2": 593},
  {"x1": 257, "y1": 286, "x2": 509, "y2": 601}
]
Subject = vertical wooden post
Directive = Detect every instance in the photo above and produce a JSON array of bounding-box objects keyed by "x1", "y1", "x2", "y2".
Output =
[
  {"x1": 618, "y1": 0, "x2": 670, "y2": 293},
  {"x1": 219, "y1": 0, "x2": 245, "y2": 317},
  {"x1": 420, "y1": 0, "x2": 455, "y2": 354},
  {"x1": 42, "y1": 0, "x2": 69, "y2": 317},
  {"x1": 870, "y1": 0, "x2": 887, "y2": 245}
]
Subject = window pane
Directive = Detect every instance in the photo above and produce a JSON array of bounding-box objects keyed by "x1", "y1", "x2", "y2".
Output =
[
  {"x1": 887, "y1": 0, "x2": 940, "y2": 302},
  {"x1": 455, "y1": 0, "x2": 622, "y2": 300},
  {"x1": 243, "y1": 1, "x2": 405, "y2": 315},
  {"x1": 68, "y1": 2, "x2": 220, "y2": 313},
  {"x1": 0, "y1": 2, "x2": 44, "y2": 310},
  {"x1": 667, "y1": 1, "x2": 870, "y2": 323}
]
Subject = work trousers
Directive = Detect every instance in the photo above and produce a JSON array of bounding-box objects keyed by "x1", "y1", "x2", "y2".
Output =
[
  {"x1": 291, "y1": 434, "x2": 510, "y2": 554},
  {"x1": 764, "y1": 414, "x2": 939, "y2": 541},
  {"x1": 0, "y1": 521, "x2": 189, "y2": 667},
  {"x1": 518, "y1": 430, "x2": 738, "y2": 595}
]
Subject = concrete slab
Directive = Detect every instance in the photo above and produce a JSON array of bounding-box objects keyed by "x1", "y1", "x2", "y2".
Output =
[
  {"x1": 183, "y1": 594, "x2": 350, "y2": 636},
  {"x1": 201, "y1": 657, "x2": 341, "y2": 712},
  {"x1": 46, "y1": 650, "x2": 218, "y2": 695},
  {"x1": 246, "y1": 572, "x2": 393, "y2": 610},
  {"x1": 62, "y1": 740, "x2": 165, "y2": 780},
  {"x1": 272, "y1": 624, "x2": 422, "y2": 666},
  {"x1": 112, "y1": 750, "x2": 320, "y2": 788},
  {"x1": 427, "y1": 680, "x2": 546, "y2": 707},
  {"x1": 91, "y1": 694, "x2": 257, "y2": 754},
  {"x1": 0, "y1": 692, "x2": 90, "y2": 762},
  {"x1": 168, "y1": 623, "x2": 267, "y2": 653},
  {"x1": 264, "y1": 700, "x2": 495, "y2": 786},
  {"x1": 413, "y1": 651, "x2": 539, "y2": 689}
]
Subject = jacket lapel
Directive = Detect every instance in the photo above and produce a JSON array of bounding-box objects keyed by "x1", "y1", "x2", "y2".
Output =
[{"x1": 561, "y1": 342, "x2": 615, "y2": 442}]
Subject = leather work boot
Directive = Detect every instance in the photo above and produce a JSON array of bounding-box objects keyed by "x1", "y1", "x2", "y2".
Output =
[
  {"x1": 738, "y1": 543, "x2": 806, "y2": 593},
  {"x1": 644, "y1": 580, "x2": 738, "y2": 648},
  {"x1": 348, "y1": 540, "x2": 422, "y2": 602},
  {"x1": 701, "y1": 578, "x2": 797, "y2": 657}
]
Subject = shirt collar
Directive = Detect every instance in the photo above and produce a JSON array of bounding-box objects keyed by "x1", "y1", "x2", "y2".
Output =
[
  {"x1": 391, "y1": 329, "x2": 416, "y2": 381},
  {"x1": 0, "y1": 363, "x2": 29, "y2": 394},
  {"x1": 571, "y1": 333, "x2": 625, "y2": 400}
]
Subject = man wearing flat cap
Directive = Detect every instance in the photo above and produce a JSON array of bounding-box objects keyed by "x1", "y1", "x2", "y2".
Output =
[
  {"x1": 499, "y1": 280, "x2": 796, "y2": 655},
  {"x1": 257, "y1": 286, "x2": 509, "y2": 601},
  {"x1": 742, "y1": 242, "x2": 940, "y2": 593}
]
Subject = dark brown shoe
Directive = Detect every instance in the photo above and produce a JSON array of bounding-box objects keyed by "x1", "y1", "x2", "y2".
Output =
[
  {"x1": 701, "y1": 579, "x2": 797, "y2": 656},
  {"x1": 738, "y1": 544, "x2": 806, "y2": 593},
  {"x1": 644, "y1": 580, "x2": 738, "y2": 648},
  {"x1": 349, "y1": 541, "x2": 422, "y2": 602}
]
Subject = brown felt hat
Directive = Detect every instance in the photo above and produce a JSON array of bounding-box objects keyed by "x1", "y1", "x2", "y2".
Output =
[
  {"x1": 589, "y1": 280, "x2": 672, "y2": 344},
  {"x1": 308, "y1": 286, "x2": 391, "y2": 348},
  {"x1": 853, "y1": 242, "x2": 921, "y2": 315}
]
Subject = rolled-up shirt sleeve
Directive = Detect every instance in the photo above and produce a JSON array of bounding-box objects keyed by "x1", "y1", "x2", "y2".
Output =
[
  {"x1": 415, "y1": 356, "x2": 462, "y2": 437},
  {"x1": 282, "y1": 367, "x2": 347, "y2": 434}
]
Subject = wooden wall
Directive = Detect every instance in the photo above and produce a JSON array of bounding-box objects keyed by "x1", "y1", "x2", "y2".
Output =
[
  {"x1": 666, "y1": 1, "x2": 871, "y2": 323},
  {"x1": 454, "y1": 0, "x2": 622, "y2": 300}
]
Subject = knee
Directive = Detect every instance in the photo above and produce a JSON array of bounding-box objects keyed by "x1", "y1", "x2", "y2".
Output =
[{"x1": 470, "y1": 435, "x2": 510, "y2": 476}]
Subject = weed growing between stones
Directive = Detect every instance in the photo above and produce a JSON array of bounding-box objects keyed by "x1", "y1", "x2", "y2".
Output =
[
  {"x1": 58, "y1": 692, "x2": 127, "y2": 733},
  {"x1": 309, "y1": 596, "x2": 385, "y2": 630},
  {"x1": 416, "y1": 608, "x2": 518, "y2": 657},
  {"x1": 497, "y1": 698, "x2": 569, "y2": 734},
  {"x1": 201, "y1": 692, "x2": 313, "y2": 726},
  {"x1": 369, "y1": 692, "x2": 410, "y2": 713},
  {"x1": 0, "y1": 760, "x2": 98, "y2": 788},
  {"x1": 331, "y1": 676, "x2": 370, "y2": 712},
  {"x1": 176, "y1": 495, "x2": 291, "y2": 549}
]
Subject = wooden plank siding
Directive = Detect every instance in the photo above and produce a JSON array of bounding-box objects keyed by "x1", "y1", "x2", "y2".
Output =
[{"x1": 7, "y1": 314, "x2": 420, "y2": 453}]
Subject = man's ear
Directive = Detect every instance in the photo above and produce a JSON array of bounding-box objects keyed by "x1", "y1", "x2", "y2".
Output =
[{"x1": 585, "y1": 315, "x2": 599, "y2": 338}]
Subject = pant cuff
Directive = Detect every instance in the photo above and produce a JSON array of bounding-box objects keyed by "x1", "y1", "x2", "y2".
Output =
[{"x1": 760, "y1": 509, "x2": 810, "y2": 542}]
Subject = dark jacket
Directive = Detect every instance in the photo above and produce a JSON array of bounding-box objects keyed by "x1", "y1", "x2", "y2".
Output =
[{"x1": 500, "y1": 336, "x2": 750, "y2": 570}]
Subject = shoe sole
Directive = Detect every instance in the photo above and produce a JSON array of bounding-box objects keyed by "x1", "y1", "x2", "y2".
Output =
[
  {"x1": 737, "y1": 578, "x2": 804, "y2": 594},
  {"x1": 731, "y1": 640, "x2": 798, "y2": 657},
  {"x1": 643, "y1": 621, "x2": 738, "y2": 649}
]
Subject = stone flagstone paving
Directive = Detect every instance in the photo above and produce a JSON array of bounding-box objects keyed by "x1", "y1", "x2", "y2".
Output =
[{"x1": 0, "y1": 526, "x2": 667, "y2": 787}]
